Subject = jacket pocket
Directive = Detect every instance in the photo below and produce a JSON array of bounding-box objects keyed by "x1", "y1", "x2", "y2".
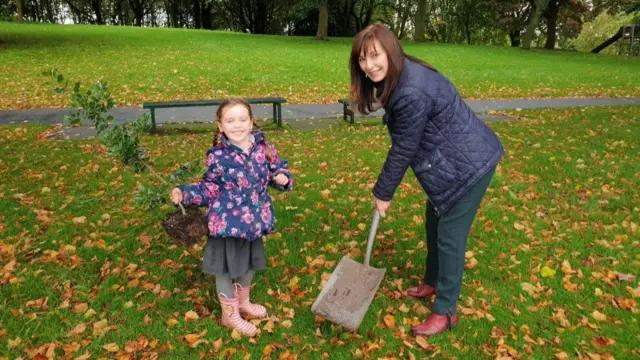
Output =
[{"x1": 413, "y1": 148, "x2": 456, "y2": 195}]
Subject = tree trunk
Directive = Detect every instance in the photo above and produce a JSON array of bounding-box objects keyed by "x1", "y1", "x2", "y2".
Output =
[
  {"x1": 15, "y1": 0, "x2": 23, "y2": 22},
  {"x1": 150, "y1": 8, "x2": 157, "y2": 26},
  {"x1": 92, "y1": 0, "x2": 104, "y2": 24},
  {"x1": 244, "y1": 1, "x2": 254, "y2": 33},
  {"x1": 112, "y1": 0, "x2": 122, "y2": 25},
  {"x1": 229, "y1": 0, "x2": 250, "y2": 33},
  {"x1": 346, "y1": 0, "x2": 356, "y2": 35},
  {"x1": 522, "y1": 0, "x2": 549, "y2": 49},
  {"x1": 33, "y1": 0, "x2": 41, "y2": 21},
  {"x1": 171, "y1": 1, "x2": 179, "y2": 28},
  {"x1": 350, "y1": 0, "x2": 372, "y2": 32},
  {"x1": 362, "y1": 0, "x2": 374, "y2": 30},
  {"x1": 509, "y1": 30, "x2": 521, "y2": 47},
  {"x1": 133, "y1": 11, "x2": 141, "y2": 25},
  {"x1": 34, "y1": 0, "x2": 41, "y2": 21},
  {"x1": 164, "y1": 0, "x2": 173, "y2": 27},
  {"x1": 45, "y1": 0, "x2": 55, "y2": 22},
  {"x1": 591, "y1": 27, "x2": 623, "y2": 53},
  {"x1": 202, "y1": 2, "x2": 213, "y2": 29},
  {"x1": 544, "y1": 1, "x2": 559, "y2": 49},
  {"x1": 193, "y1": 0, "x2": 202, "y2": 28},
  {"x1": 398, "y1": 4, "x2": 410, "y2": 39},
  {"x1": 465, "y1": 10, "x2": 471, "y2": 44},
  {"x1": 337, "y1": 0, "x2": 354, "y2": 36},
  {"x1": 255, "y1": 0, "x2": 267, "y2": 34},
  {"x1": 414, "y1": 0, "x2": 427, "y2": 41},
  {"x1": 315, "y1": 0, "x2": 328, "y2": 40},
  {"x1": 129, "y1": 0, "x2": 144, "y2": 26}
]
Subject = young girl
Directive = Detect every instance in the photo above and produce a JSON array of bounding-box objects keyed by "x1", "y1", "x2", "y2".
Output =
[
  {"x1": 350, "y1": 24, "x2": 504, "y2": 336},
  {"x1": 171, "y1": 97, "x2": 293, "y2": 337}
]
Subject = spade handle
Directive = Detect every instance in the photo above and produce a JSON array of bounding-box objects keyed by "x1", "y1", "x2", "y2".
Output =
[{"x1": 364, "y1": 209, "x2": 380, "y2": 267}]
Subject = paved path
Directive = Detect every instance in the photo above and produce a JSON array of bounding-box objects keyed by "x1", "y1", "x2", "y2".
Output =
[
  {"x1": 2, "y1": 97, "x2": 638, "y2": 139},
  {"x1": 2, "y1": 97, "x2": 639, "y2": 125}
]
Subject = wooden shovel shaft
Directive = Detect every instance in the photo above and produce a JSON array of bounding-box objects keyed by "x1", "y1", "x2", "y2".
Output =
[{"x1": 364, "y1": 210, "x2": 380, "y2": 267}]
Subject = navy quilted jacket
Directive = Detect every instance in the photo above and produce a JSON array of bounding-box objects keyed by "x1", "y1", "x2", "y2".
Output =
[{"x1": 373, "y1": 58, "x2": 504, "y2": 215}]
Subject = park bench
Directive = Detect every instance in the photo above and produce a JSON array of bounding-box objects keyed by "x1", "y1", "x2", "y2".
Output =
[
  {"x1": 338, "y1": 98, "x2": 355, "y2": 124},
  {"x1": 143, "y1": 97, "x2": 287, "y2": 131}
]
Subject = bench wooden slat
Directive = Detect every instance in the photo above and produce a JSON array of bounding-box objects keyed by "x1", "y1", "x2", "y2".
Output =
[
  {"x1": 143, "y1": 97, "x2": 286, "y2": 109},
  {"x1": 143, "y1": 97, "x2": 286, "y2": 131}
]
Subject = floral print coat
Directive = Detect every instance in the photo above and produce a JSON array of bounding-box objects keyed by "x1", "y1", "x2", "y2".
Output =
[{"x1": 178, "y1": 130, "x2": 293, "y2": 241}]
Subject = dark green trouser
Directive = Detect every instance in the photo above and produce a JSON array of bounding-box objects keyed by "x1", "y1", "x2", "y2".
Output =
[{"x1": 424, "y1": 167, "x2": 495, "y2": 315}]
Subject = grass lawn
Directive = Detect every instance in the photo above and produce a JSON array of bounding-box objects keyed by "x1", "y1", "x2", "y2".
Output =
[
  {"x1": 0, "y1": 106, "x2": 638, "y2": 359},
  {"x1": 1, "y1": 22, "x2": 639, "y2": 111}
]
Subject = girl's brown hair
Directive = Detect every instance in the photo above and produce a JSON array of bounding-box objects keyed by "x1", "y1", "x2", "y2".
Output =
[
  {"x1": 212, "y1": 96, "x2": 271, "y2": 160},
  {"x1": 349, "y1": 23, "x2": 437, "y2": 114}
]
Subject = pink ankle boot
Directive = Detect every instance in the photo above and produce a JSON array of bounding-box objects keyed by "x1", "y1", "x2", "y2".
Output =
[
  {"x1": 234, "y1": 284, "x2": 268, "y2": 319},
  {"x1": 218, "y1": 294, "x2": 257, "y2": 336}
]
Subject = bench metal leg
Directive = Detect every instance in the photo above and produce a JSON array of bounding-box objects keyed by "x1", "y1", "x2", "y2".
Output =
[
  {"x1": 273, "y1": 103, "x2": 277, "y2": 126},
  {"x1": 342, "y1": 103, "x2": 354, "y2": 124},
  {"x1": 277, "y1": 103, "x2": 282, "y2": 128},
  {"x1": 150, "y1": 108, "x2": 156, "y2": 132}
]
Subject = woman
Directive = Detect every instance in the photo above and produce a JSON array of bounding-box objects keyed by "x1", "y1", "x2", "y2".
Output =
[{"x1": 350, "y1": 23, "x2": 504, "y2": 336}]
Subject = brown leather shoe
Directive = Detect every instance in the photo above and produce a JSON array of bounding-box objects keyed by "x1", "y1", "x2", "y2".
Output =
[
  {"x1": 405, "y1": 283, "x2": 437, "y2": 298},
  {"x1": 412, "y1": 313, "x2": 458, "y2": 336}
]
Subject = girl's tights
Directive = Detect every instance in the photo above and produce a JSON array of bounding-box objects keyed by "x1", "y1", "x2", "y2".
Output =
[{"x1": 215, "y1": 270, "x2": 255, "y2": 297}]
